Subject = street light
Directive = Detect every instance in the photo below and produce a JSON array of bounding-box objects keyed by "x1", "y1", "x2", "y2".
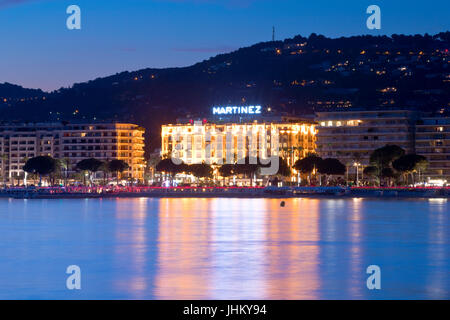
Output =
[{"x1": 353, "y1": 162, "x2": 361, "y2": 186}]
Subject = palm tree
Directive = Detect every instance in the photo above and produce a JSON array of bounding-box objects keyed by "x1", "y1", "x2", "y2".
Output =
[
  {"x1": 99, "y1": 161, "x2": 110, "y2": 186},
  {"x1": 218, "y1": 163, "x2": 235, "y2": 186},
  {"x1": 108, "y1": 159, "x2": 130, "y2": 186},
  {"x1": 146, "y1": 153, "x2": 161, "y2": 185},
  {"x1": 280, "y1": 146, "x2": 304, "y2": 168},
  {"x1": 317, "y1": 158, "x2": 346, "y2": 185},
  {"x1": 187, "y1": 163, "x2": 213, "y2": 185},
  {"x1": 234, "y1": 156, "x2": 259, "y2": 187},
  {"x1": 293, "y1": 154, "x2": 322, "y2": 185},
  {"x1": 370, "y1": 145, "x2": 405, "y2": 185},
  {"x1": 363, "y1": 166, "x2": 379, "y2": 186},
  {"x1": 76, "y1": 158, "x2": 103, "y2": 185},
  {"x1": 392, "y1": 154, "x2": 428, "y2": 185},
  {"x1": 23, "y1": 156, "x2": 58, "y2": 186},
  {"x1": 59, "y1": 158, "x2": 70, "y2": 186}
]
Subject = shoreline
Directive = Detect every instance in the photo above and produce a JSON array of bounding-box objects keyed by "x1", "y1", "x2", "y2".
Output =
[{"x1": 1, "y1": 186, "x2": 449, "y2": 199}]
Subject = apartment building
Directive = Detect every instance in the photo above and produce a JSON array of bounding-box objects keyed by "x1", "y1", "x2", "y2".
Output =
[
  {"x1": 315, "y1": 109, "x2": 450, "y2": 182},
  {"x1": 415, "y1": 116, "x2": 450, "y2": 181},
  {"x1": 315, "y1": 109, "x2": 417, "y2": 165},
  {"x1": 0, "y1": 122, "x2": 145, "y2": 183}
]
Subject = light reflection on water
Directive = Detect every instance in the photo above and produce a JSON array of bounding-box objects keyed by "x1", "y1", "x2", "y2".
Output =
[{"x1": 0, "y1": 197, "x2": 448, "y2": 299}]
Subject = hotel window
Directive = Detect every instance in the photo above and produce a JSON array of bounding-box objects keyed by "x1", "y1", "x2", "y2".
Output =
[{"x1": 327, "y1": 121, "x2": 333, "y2": 127}]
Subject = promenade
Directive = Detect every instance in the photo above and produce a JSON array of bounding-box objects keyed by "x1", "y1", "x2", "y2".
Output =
[{"x1": 1, "y1": 186, "x2": 449, "y2": 199}]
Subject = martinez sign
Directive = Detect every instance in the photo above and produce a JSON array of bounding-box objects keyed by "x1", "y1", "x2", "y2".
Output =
[{"x1": 212, "y1": 105, "x2": 262, "y2": 115}]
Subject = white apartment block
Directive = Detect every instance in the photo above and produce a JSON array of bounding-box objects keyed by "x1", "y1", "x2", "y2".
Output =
[
  {"x1": 415, "y1": 117, "x2": 450, "y2": 180},
  {"x1": 0, "y1": 122, "x2": 145, "y2": 183},
  {"x1": 315, "y1": 109, "x2": 450, "y2": 181}
]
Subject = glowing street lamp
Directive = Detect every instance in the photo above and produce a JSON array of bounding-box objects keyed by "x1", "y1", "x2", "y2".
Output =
[{"x1": 353, "y1": 162, "x2": 361, "y2": 186}]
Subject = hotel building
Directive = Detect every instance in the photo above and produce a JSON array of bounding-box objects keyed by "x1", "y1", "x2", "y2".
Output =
[
  {"x1": 161, "y1": 115, "x2": 316, "y2": 169},
  {"x1": 315, "y1": 109, "x2": 417, "y2": 167},
  {"x1": 0, "y1": 122, "x2": 145, "y2": 183},
  {"x1": 315, "y1": 109, "x2": 450, "y2": 182},
  {"x1": 415, "y1": 116, "x2": 450, "y2": 181}
]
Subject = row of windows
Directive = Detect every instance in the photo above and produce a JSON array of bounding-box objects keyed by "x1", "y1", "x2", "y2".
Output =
[
  {"x1": 62, "y1": 139, "x2": 118, "y2": 144},
  {"x1": 63, "y1": 132, "x2": 117, "y2": 137},
  {"x1": 319, "y1": 136, "x2": 410, "y2": 142},
  {"x1": 62, "y1": 152, "x2": 118, "y2": 158},
  {"x1": 63, "y1": 145, "x2": 117, "y2": 151}
]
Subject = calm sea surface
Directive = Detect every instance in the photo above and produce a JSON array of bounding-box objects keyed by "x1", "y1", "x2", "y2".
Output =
[{"x1": 0, "y1": 197, "x2": 448, "y2": 299}]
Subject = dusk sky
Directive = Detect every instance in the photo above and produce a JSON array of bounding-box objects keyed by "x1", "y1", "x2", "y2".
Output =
[{"x1": 0, "y1": 0, "x2": 449, "y2": 92}]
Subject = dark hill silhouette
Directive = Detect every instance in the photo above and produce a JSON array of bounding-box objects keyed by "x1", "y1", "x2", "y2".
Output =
[
  {"x1": 0, "y1": 82, "x2": 44, "y2": 100},
  {"x1": 1, "y1": 32, "x2": 449, "y2": 154}
]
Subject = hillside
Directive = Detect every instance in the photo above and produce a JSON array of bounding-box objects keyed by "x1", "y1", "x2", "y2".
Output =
[
  {"x1": 1, "y1": 32, "x2": 449, "y2": 153},
  {"x1": 0, "y1": 82, "x2": 45, "y2": 103}
]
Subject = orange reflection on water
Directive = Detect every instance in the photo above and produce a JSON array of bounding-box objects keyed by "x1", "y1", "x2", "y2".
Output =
[
  {"x1": 263, "y1": 198, "x2": 320, "y2": 299},
  {"x1": 348, "y1": 198, "x2": 363, "y2": 298},
  {"x1": 154, "y1": 198, "x2": 213, "y2": 299},
  {"x1": 153, "y1": 198, "x2": 323, "y2": 299},
  {"x1": 208, "y1": 198, "x2": 268, "y2": 299},
  {"x1": 113, "y1": 198, "x2": 149, "y2": 298},
  {"x1": 426, "y1": 198, "x2": 448, "y2": 298}
]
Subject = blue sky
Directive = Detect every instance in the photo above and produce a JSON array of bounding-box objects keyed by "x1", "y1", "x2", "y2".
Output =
[{"x1": 0, "y1": 0, "x2": 449, "y2": 91}]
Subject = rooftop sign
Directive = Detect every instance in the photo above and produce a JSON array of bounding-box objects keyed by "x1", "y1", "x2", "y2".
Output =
[{"x1": 212, "y1": 105, "x2": 262, "y2": 115}]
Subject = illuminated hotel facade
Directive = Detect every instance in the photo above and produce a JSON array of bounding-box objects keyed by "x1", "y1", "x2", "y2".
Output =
[
  {"x1": 0, "y1": 122, "x2": 146, "y2": 183},
  {"x1": 161, "y1": 114, "x2": 316, "y2": 169}
]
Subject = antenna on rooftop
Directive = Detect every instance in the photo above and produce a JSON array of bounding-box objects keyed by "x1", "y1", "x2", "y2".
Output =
[{"x1": 272, "y1": 26, "x2": 275, "y2": 42}]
